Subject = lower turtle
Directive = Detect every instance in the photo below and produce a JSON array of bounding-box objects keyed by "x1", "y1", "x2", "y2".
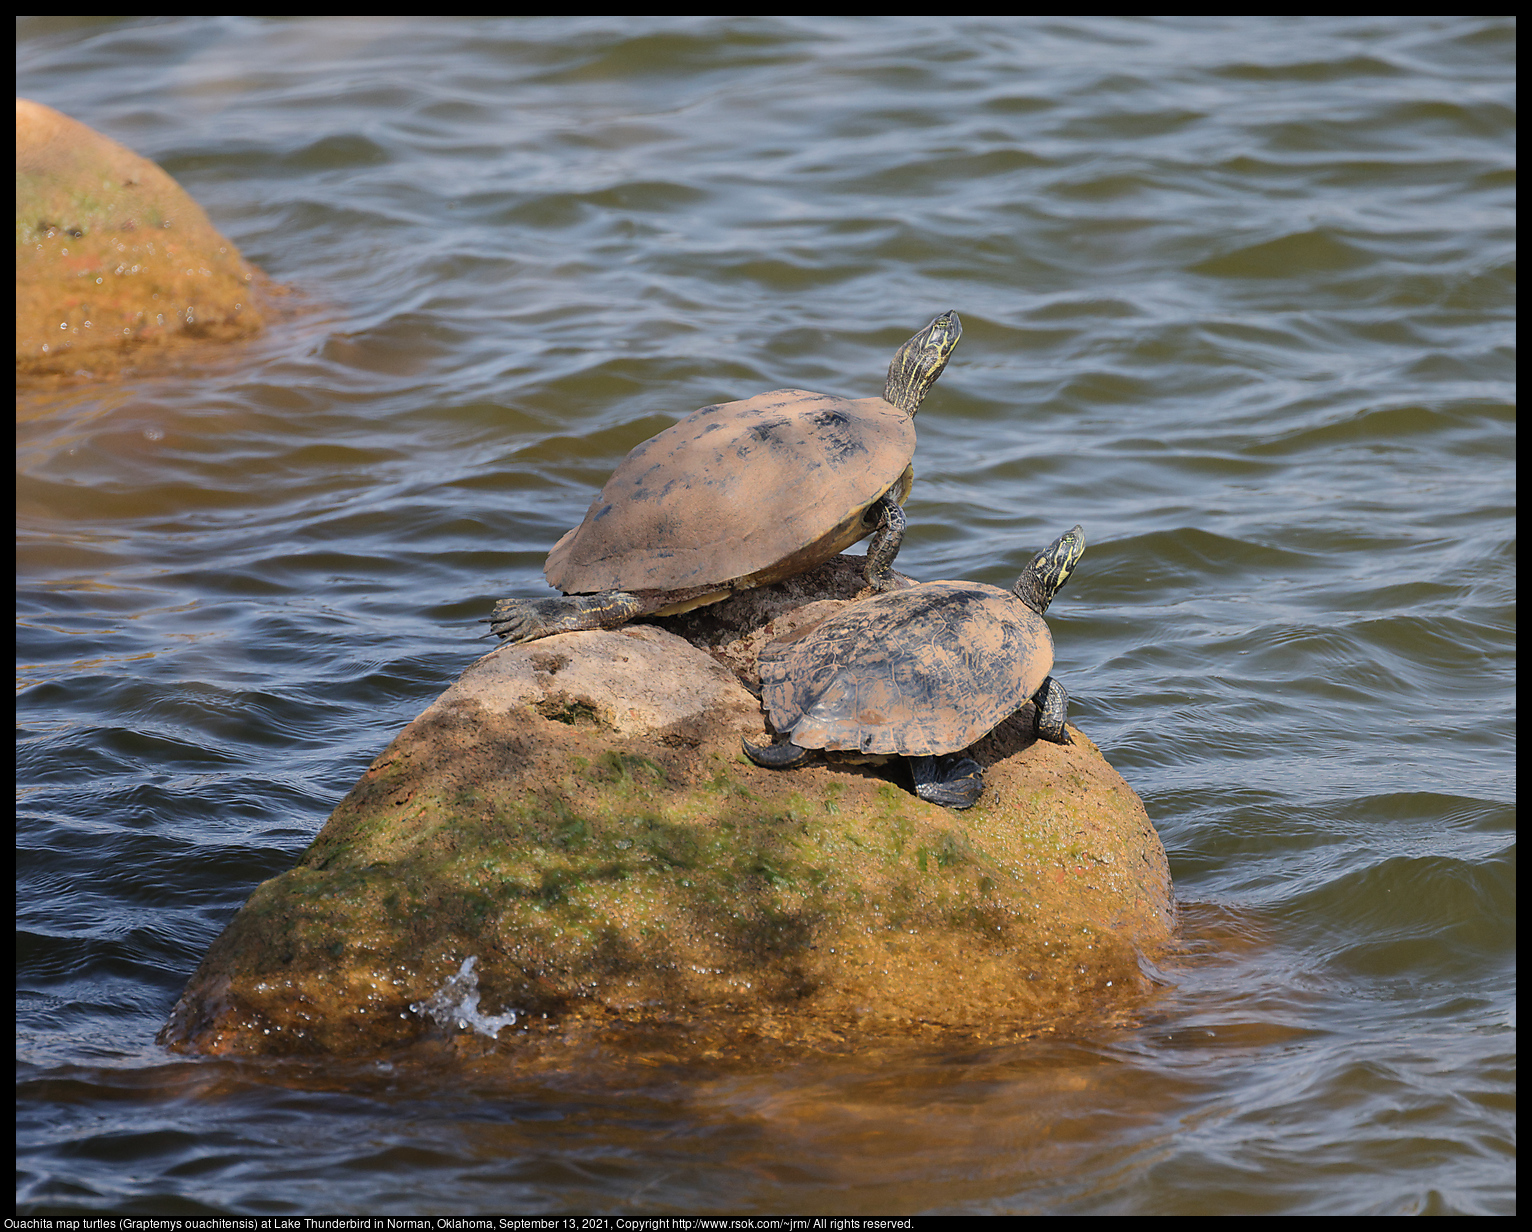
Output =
[
  {"x1": 742, "y1": 524, "x2": 1086, "y2": 809},
  {"x1": 487, "y1": 311, "x2": 962, "y2": 644}
]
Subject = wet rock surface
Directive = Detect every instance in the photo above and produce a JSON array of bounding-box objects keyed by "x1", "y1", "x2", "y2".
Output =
[
  {"x1": 159, "y1": 555, "x2": 1176, "y2": 1057},
  {"x1": 16, "y1": 98, "x2": 272, "y2": 376}
]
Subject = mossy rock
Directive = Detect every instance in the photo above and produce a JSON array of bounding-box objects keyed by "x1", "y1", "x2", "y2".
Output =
[{"x1": 160, "y1": 557, "x2": 1174, "y2": 1057}]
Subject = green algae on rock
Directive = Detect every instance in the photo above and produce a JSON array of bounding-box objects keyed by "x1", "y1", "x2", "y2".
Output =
[
  {"x1": 158, "y1": 557, "x2": 1175, "y2": 1057},
  {"x1": 16, "y1": 98, "x2": 270, "y2": 376}
]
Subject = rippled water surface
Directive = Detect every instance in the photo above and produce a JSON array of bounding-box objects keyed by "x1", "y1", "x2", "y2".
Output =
[{"x1": 16, "y1": 15, "x2": 1515, "y2": 1216}]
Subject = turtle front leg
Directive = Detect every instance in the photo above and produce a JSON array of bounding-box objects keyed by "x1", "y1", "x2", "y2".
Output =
[
  {"x1": 909, "y1": 754, "x2": 984, "y2": 809},
  {"x1": 1031, "y1": 675, "x2": 1072, "y2": 745},
  {"x1": 486, "y1": 591, "x2": 644, "y2": 644},
  {"x1": 741, "y1": 736, "x2": 816, "y2": 769},
  {"x1": 861, "y1": 490, "x2": 907, "y2": 592}
]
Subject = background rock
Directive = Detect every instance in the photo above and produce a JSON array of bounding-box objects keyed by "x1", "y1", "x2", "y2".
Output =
[{"x1": 16, "y1": 98, "x2": 270, "y2": 376}]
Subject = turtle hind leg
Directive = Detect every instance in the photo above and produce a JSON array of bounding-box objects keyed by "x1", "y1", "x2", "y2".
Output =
[
  {"x1": 485, "y1": 591, "x2": 644, "y2": 644},
  {"x1": 1032, "y1": 675, "x2": 1072, "y2": 745},
  {"x1": 909, "y1": 754, "x2": 984, "y2": 810},
  {"x1": 742, "y1": 736, "x2": 815, "y2": 769}
]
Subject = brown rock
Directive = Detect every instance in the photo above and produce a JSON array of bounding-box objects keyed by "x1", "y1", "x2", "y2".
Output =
[
  {"x1": 418, "y1": 624, "x2": 761, "y2": 743},
  {"x1": 16, "y1": 98, "x2": 269, "y2": 376},
  {"x1": 158, "y1": 556, "x2": 1175, "y2": 1057}
]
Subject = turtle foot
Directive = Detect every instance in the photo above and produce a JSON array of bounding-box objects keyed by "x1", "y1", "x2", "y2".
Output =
[
  {"x1": 486, "y1": 597, "x2": 560, "y2": 643},
  {"x1": 742, "y1": 736, "x2": 814, "y2": 769},
  {"x1": 910, "y1": 754, "x2": 984, "y2": 810}
]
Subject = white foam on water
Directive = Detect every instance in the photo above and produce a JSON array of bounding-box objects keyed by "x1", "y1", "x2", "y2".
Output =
[{"x1": 408, "y1": 956, "x2": 521, "y2": 1039}]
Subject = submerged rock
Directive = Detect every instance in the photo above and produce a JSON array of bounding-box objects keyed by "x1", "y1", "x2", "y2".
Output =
[
  {"x1": 16, "y1": 98, "x2": 271, "y2": 376},
  {"x1": 159, "y1": 556, "x2": 1175, "y2": 1057}
]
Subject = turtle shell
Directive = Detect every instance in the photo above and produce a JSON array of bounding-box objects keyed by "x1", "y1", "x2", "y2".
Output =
[
  {"x1": 545, "y1": 389, "x2": 915, "y2": 596},
  {"x1": 756, "y1": 580, "x2": 1054, "y2": 756}
]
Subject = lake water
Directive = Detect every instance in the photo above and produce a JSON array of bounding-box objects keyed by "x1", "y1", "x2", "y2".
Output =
[{"x1": 16, "y1": 15, "x2": 1515, "y2": 1216}]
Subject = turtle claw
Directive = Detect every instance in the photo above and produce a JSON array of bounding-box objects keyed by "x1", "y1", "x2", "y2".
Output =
[
  {"x1": 487, "y1": 597, "x2": 564, "y2": 643},
  {"x1": 909, "y1": 754, "x2": 984, "y2": 810},
  {"x1": 742, "y1": 736, "x2": 814, "y2": 769},
  {"x1": 486, "y1": 601, "x2": 532, "y2": 642}
]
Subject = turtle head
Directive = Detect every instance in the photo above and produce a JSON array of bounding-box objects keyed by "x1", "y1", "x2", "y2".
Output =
[
  {"x1": 884, "y1": 310, "x2": 962, "y2": 415},
  {"x1": 1012, "y1": 524, "x2": 1086, "y2": 615}
]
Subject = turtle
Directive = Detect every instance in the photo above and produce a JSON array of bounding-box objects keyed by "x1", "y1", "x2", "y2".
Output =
[
  {"x1": 487, "y1": 311, "x2": 962, "y2": 644},
  {"x1": 741, "y1": 524, "x2": 1087, "y2": 810}
]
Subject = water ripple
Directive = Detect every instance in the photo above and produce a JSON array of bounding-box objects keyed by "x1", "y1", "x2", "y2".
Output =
[{"x1": 17, "y1": 13, "x2": 1514, "y2": 1216}]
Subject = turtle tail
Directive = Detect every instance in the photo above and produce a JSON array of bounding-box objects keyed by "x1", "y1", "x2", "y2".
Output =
[{"x1": 742, "y1": 736, "x2": 815, "y2": 769}]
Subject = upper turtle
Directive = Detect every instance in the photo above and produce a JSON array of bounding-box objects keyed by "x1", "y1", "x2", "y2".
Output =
[
  {"x1": 489, "y1": 311, "x2": 961, "y2": 643},
  {"x1": 547, "y1": 310, "x2": 960, "y2": 597}
]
